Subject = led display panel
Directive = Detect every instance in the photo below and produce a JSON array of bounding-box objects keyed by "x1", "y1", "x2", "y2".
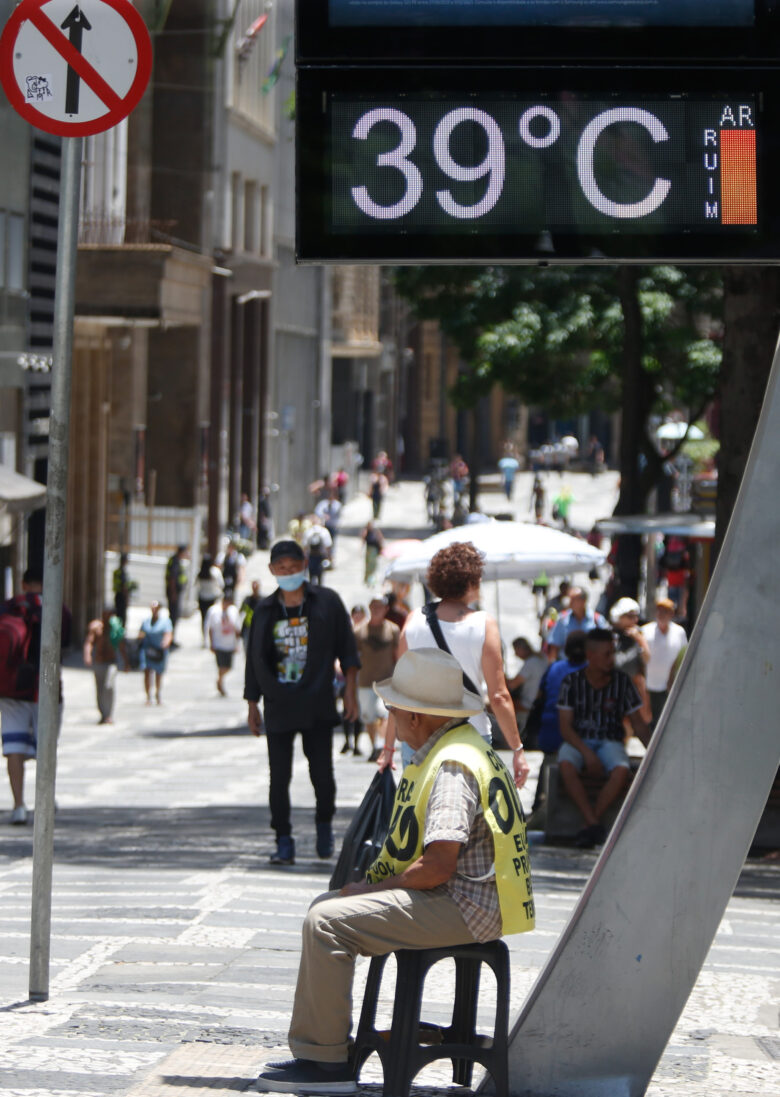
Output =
[{"x1": 296, "y1": 69, "x2": 777, "y2": 263}]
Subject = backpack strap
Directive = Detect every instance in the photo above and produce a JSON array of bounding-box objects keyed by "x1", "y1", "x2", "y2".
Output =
[{"x1": 422, "y1": 602, "x2": 481, "y2": 697}]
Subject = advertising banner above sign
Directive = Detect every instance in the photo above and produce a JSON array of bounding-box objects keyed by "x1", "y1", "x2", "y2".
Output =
[
  {"x1": 328, "y1": 0, "x2": 755, "y2": 28},
  {"x1": 0, "y1": 0, "x2": 152, "y2": 137},
  {"x1": 297, "y1": 0, "x2": 780, "y2": 61}
]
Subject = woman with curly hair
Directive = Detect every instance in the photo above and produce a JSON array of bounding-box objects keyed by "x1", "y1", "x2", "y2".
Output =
[{"x1": 378, "y1": 541, "x2": 530, "y2": 789}]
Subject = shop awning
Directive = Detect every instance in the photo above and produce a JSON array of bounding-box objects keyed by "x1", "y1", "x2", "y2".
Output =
[
  {"x1": 596, "y1": 512, "x2": 715, "y2": 539},
  {"x1": 0, "y1": 465, "x2": 47, "y2": 513}
]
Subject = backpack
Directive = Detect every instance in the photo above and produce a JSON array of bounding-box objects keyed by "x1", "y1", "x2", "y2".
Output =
[
  {"x1": 661, "y1": 548, "x2": 685, "y2": 570},
  {"x1": 0, "y1": 596, "x2": 42, "y2": 700},
  {"x1": 222, "y1": 555, "x2": 238, "y2": 586}
]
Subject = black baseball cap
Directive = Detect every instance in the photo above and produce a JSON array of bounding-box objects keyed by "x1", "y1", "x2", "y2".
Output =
[{"x1": 270, "y1": 539, "x2": 305, "y2": 563}]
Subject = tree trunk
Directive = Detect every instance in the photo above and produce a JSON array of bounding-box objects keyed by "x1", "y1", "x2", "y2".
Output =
[
  {"x1": 468, "y1": 406, "x2": 480, "y2": 512},
  {"x1": 715, "y1": 268, "x2": 780, "y2": 559},
  {"x1": 612, "y1": 267, "x2": 653, "y2": 598}
]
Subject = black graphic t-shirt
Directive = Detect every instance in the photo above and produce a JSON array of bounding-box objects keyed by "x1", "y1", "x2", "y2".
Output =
[{"x1": 273, "y1": 607, "x2": 309, "y2": 683}]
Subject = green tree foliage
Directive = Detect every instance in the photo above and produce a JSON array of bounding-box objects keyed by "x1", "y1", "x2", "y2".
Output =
[{"x1": 394, "y1": 264, "x2": 722, "y2": 511}]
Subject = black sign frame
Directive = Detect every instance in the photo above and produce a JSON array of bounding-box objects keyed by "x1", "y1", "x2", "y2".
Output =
[
  {"x1": 296, "y1": 0, "x2": 780, "y2": 63},
  {"x1": 296, "y1": 65, "x2": 780, "y2": 265}
]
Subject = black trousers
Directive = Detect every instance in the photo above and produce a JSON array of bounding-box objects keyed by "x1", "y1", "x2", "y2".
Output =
[
  {"x1": 114, "y1": 592, "x2": 127, "y2": 627},
  {"x1": 266, "y1": 724, "x2": 336, "y2": 838}
]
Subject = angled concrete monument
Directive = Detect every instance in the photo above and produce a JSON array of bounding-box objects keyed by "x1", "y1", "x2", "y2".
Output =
[{"x1": 497, "y1": 338, "x2": 780, "y2": 1097}]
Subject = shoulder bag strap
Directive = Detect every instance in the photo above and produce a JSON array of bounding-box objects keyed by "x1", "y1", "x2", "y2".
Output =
[{"x1": 422, "y1": 602, "x2": 481, "y2": 697}]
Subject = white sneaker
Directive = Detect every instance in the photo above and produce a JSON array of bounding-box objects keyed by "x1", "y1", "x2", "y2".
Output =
[{"x1": 10, "y1": 805, "x2": 28, "y2": 825}]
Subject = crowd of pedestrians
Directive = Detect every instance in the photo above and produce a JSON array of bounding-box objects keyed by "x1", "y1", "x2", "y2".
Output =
[{"x1": 0, "y1": 461, "x2": 707, "y2": 863}]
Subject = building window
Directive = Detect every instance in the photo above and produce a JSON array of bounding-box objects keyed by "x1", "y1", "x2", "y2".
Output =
[
  {"x1": 244, "y1": 180, "x2": 258, "y2": 252},
  {"x1": 231, "y1": 172, "x2": 243, "y2": 252},
  {"x1": 259, "y1": 184, "x2": 270, "y2": 257}
]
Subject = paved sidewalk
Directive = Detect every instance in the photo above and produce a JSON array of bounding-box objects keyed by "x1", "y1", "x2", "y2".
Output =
[{"x1": 0, "y1": 476, "x2": 778, "y2": 1096}]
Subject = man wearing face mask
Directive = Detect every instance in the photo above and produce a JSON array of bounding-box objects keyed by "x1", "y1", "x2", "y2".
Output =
[{"x1": 245, "y1": 540, "x2": 360, "y2": 866}]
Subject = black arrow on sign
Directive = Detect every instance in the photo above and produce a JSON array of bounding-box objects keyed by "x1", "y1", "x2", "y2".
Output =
[{"x1": 60, "y1": 5, "x2": 92, "y2": 115}]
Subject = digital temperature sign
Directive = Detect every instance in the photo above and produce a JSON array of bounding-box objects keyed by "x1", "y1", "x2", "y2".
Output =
[{"x1": 297, "y1": 70, "x2": 773, "y2": 263}]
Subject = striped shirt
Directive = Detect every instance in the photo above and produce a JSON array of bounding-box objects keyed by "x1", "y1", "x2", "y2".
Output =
[
  {"x1": 414, "y1": 722, "x2": 501, "y2": 943},
  {"x1": 557, "y1": 667, "x2": 641, "y2": 741}
]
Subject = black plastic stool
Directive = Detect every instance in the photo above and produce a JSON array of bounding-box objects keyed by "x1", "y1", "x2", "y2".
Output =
[{"x1": 353, "y1": 940, "x2": 510, "y2": 1097}]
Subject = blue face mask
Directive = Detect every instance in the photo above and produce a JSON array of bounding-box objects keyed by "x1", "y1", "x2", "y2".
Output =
[{"x1": 276, "y1": 569, "x2": 306, "y2": 592}]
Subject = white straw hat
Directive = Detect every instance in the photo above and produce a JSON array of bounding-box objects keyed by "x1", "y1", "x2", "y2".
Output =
[{"x1": 374, "y1": 648, "x2": 483, "y2": 718}]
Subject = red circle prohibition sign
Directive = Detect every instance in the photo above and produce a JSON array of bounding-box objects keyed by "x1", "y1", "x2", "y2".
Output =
[{"x1": 0, "y1": 0, "x2": 152, "y2": 136}]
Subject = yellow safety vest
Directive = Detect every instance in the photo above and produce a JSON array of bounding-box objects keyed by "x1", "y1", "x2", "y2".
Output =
[{"x1": 366, "y1": 724, "x2": 535, "y2": 936}]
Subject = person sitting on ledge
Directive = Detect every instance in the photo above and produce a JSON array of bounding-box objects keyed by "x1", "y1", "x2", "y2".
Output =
[
  {"x1": 557, "y1": 628, "x2": 649, "y2": 849},
  {"x1": 254, "y1": 647, "x2": 536, "y2": 1095}
]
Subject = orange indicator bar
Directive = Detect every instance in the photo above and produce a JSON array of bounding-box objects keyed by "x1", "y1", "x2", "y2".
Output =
[{"x1": 720, "y1": 130, "x2": 757, "y2": 225}]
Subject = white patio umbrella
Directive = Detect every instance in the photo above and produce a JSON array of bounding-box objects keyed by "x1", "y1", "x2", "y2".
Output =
[
  {"x1": 655, "y1": 421, "x2": 705, "y2": 441},
  {"x1": 384, "y1": 520, "x2": 606, "y2": 583}
]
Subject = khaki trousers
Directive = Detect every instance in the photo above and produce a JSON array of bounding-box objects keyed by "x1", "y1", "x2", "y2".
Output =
[{"x1": 289, "y1": 887, "x2": 478, "y2": 1063}]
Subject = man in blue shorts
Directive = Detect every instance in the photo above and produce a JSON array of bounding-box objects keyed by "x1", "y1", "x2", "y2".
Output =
[{"x1": 557, "y1": 628, "x2": 648, "y2": 848}]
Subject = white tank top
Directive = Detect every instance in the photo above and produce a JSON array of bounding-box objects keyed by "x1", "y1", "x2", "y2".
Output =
[{"x1": 403, "y1": 607, "x2": 490, "y2": 739}]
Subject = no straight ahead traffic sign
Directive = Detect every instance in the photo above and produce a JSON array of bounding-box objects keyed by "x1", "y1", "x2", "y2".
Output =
[{"x1": 0, "y1": 0, "x2": 152, "y2": 136}]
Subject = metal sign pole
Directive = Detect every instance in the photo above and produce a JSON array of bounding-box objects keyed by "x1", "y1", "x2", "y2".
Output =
[{"x1": 29, "y1": 135, "x2": 82, "y2": 1003}]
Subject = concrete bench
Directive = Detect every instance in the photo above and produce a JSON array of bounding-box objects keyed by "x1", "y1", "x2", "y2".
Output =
[{"x1": 543, "y1": 757, "x2": 643, "y2": 843}]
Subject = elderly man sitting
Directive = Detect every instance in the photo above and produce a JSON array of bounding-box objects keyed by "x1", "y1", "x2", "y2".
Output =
[{"x1": 255, "y1": 647, "x2": 535, "y2": 1095}]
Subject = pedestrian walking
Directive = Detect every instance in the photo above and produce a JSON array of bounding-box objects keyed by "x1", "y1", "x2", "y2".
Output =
[
  {"x1": 239, "y1": 580, "x2": 263, "y2": 654},
  {"x1": 83, "y1": 608, "x2": 128, "y2": 724},
  {"x1": 257, "y1": 485, "x2": 273, "y2": 549},
  {"x1": 498, "y1": 447, "x2": 520, "y2": 500},
  {"x1": 341, "y1": 604, "x2": 367, "y2": 755},
  {"x1": 362, "y1": 521, "x2": 384, "y2": 585},
  {"x1": 165, "y1": 545, "x2": 189, "y2": 648},
  {"x1": 238, "y1": 492, "x2": 257, "y2": 541},
  {"x1": 354, "y1": 593, "x2": 400, "y2": 762},
  {"x1": 587, "y1": 434, "x2": 605, "y2": 475},
  {"x1": 112, "y1": 552, "x2": 137, "y2": 626},
  {"x1": 641, "y1": 597, "x2": 688, "y2": 728},
  {"x1": 379, "y1": 542, "x2": 528, "y2": 787},
  {"x1": 314, "y1": 491, "x2": 342, "y2": 561},
  {"x1": 218, "y1": 541, "x2": 245, "y2": 596},
  {"x1": 531, "y1": 474, "x2": 545, "y2": 521},
  {"x1": 372, "y1": 449, "x2": 393, "y2": 482},
  {"x1": 0, "y1": 567, "x2": 71, "y2": 825},
  {"x1": 334, "y1": 466, "x2": 349, "y2": 503},
  {"x1": 551, "y1": 484, "x2": 574, "y2": 528},
  {"x1": 244, "y1": 540, "x2": 360, "y2": 866},
  {"x1": 205, "y1": 593, "x2": 242, "y2": 697},
  {"x1": 449, "y1": 454, "x2": 469, "y2": 503},
  {"x1": 195, "y1": 554, "x2": 224, "y2": 644},
  {"x1": 368, "y1": 472, "x2": 387, "y2": 520},
  {"x1": 303, "y1": 520, "x2": 333, "y2": 586},
  {"x1": 138, "y1": 601, "x2": 173, "y2": 706}
]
